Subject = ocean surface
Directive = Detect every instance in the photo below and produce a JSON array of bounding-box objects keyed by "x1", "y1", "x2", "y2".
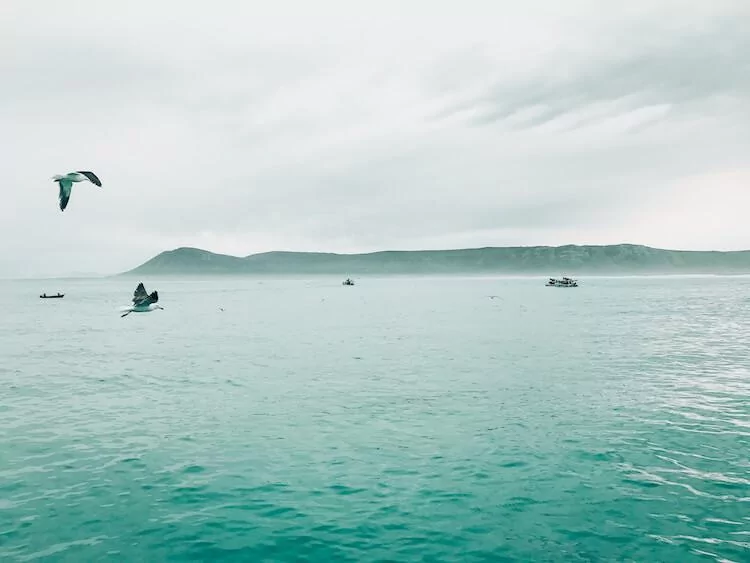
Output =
[{"x1": 0, "y1": 275, "x2": 748, "y2": 562}]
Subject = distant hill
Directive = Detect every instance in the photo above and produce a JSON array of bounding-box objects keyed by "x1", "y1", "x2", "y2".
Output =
[{"x1": 120, "y1": 244, "x2": 750, "y2": 276}]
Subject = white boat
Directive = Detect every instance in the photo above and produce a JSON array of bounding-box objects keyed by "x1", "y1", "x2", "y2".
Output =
[{"x1": 546, "y1": 276, "x2": 578, "y2": 287}]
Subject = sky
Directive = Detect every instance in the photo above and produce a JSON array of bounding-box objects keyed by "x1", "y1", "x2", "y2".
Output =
[{"x1": 1, "y1": 0, "x2": 749, "y2": 277}]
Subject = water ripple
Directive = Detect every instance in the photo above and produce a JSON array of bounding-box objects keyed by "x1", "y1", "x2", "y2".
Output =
[{"x1": 0, "y1": 276, "x2": 749, "y2": 561}]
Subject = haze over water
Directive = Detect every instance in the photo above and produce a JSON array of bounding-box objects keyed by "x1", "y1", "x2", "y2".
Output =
[{"x1": 1, "y1": 275, "x2": 748, "y2": 562}]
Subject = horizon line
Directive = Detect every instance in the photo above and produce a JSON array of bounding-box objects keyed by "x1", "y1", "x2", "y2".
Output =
[{"x1": 8, "y1": 272, "x2": 750, "y2": 283}]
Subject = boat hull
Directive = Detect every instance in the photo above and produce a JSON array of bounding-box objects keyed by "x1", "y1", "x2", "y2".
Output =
[{"x1": 546, "y1": 276, "x2": 578, "y2": 287}]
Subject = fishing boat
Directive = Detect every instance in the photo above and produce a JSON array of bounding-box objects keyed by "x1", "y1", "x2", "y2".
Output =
[
  {"x1": 545, "y1": 276, "x2": 578, "y2": 288},
  {"x1": 40, "y1": 293, "x2": 64, "y2": 299},
  {"x1": 342, "y1": 278, "x2": 355, "y2": 286}
]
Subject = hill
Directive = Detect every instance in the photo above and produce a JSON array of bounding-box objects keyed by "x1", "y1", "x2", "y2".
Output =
[{"x1": 120, "y1": 244, "x2": 750, "y2": 276}]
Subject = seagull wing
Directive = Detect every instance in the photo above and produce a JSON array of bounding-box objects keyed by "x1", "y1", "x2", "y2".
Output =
[
  {"x1": 58, "y1": 179, "x2": 73, "y2": 211},
  {"x1": 133, "y1": 282, "x2": 148, "y2": 304},
  {"x1": 133, "y1": 286, "x2": 158, "y2": 307},
  {"x1": 76, "y1": 171, "x2": 102, "y2": 187}
]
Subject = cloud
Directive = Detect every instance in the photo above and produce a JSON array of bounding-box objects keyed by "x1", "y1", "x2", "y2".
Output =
[
  {"x1": 1, "y1": 0, "x2": 749, "y2": 277},
  {"x1": 438, "y1": 15, "x2": 749, "y2": 130}
]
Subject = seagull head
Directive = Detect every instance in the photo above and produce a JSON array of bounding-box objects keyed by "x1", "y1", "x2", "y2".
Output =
[{"x1": 51, "y1": 174, "x2": 64, "y2": 181}]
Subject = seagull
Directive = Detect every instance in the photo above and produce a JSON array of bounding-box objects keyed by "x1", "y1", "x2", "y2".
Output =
[
  {"x1": 51, "y1": 171, "x2": 102, "y2": 211},
  {"x1": 120, "y1": 282, "x2": 164, "y2": 317}
]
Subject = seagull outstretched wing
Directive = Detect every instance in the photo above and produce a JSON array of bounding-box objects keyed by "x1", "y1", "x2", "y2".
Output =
[
  {"x1": 133, "y1": 282, "x2": 158, "y2": 306},
  {"x1": 58, "y1": 179, "x2": 73, "y2": 211},
  {"x1": 77, "y1": 171, "x2": 102, "y2": 186},
  {"x1": 133, "y1": 282, "x2": 147, "y2": 303}
]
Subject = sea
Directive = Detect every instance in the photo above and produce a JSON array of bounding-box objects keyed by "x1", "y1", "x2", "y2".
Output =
[{"x1": 0, "y1": 275, "x2": 748, "y2": 562}]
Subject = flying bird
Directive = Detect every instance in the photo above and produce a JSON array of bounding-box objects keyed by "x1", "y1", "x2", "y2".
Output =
[
  {"x1": 120, "y1": 282, "x2": 163, "y2": 318},
  {"x1": 51, "y1": 171, "x2": 103, "y2": 211}
]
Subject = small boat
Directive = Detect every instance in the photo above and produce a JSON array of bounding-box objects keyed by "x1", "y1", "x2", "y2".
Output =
[
  {"x1": 342, "y1": 278, "x2": 355, "y2": 286},
  {"x1": 40, "y1": 293, "x2": 64, "y2": 299},
  {"x1": 545, "y1": 276, "x2": 578, "y2": 288}
]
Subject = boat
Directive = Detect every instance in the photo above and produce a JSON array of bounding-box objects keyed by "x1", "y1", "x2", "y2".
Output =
[
  {"x1": 40, "y1": 293, "x2": 64, "y2": 299},
  {"x1": 342, "y1": 278, "x2": 355, "y2": 286},
  {"x1": 545, "y1": 276, "x2": 578, "y2": 288}
]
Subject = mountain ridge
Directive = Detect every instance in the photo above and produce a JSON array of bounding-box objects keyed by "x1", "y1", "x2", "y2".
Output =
[{"x1": 119, "y1": 244, "x2": 750, "y2": 276}]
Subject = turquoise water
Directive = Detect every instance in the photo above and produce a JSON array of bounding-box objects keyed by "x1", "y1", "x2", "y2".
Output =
[{"x1": 0, "y1": 276, "x2": 748, "y2": 562}]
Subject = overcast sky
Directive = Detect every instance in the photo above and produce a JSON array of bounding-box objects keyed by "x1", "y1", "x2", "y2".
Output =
[{"x1": 2, "y1": 0, "x2": 749, "y2": 277}]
